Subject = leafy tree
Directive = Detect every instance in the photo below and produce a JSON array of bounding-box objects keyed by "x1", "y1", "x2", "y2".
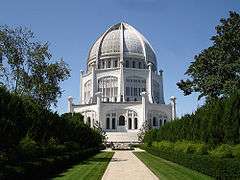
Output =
[
  {"x1": 177, "y1": 11, "x2": 240, "y2": 100},
  {"x1": 0, "y1": 25, "x2": 70, "y2": 108}
]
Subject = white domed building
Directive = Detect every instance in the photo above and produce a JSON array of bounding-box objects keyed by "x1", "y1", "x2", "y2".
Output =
[{"x1": 68, "y1": 22, "x2": 176, "y2": 143}]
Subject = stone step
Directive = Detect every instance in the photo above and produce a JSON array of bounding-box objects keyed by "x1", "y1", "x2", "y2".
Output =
[{"x1": 105, "y1": 132, "x2": 139, "y2": 143}]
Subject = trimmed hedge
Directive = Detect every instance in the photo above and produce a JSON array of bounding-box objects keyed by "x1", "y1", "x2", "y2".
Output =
[
  {"x1": 144, "y1": 91, "x2": 240, "y2": 146},
  {"x1": 142, "y1": 145, "x2": 240, "y2": 179},
  {"x1": 0, "y1": 148, "x2": 99, "y2": 180}
]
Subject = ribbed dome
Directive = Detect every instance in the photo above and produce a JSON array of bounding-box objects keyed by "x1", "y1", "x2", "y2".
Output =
[{"x1": 88, "y1": 22, "x2": 157, "y2": 65}]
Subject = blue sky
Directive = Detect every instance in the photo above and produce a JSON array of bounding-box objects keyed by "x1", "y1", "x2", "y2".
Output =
[{"x1": 0, "y1": 0, "x2": 239, "y2": 116}]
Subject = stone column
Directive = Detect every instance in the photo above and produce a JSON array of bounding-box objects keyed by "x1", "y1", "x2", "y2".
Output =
[
  {"x1": 170, "y1": 96, "x2": 177, "y2": 120},
  {"x1": 91, "y1": 63, "x2": 96, "y2": 103},
  {"x1": 141, "y1": 92, "x2": 148, "y2": 125},
  {"x1": 118, "y1": 23, "x2": 125, "y2": 102},
  {"x1": 79, "y1": 70, "x2": 84, "y2": 104},
  {"x1": 159, "y1": 69, "x2": 165, "y2": 104},
  {"x1": 67, "y1": 96, "x2": 73, "y2": 113},
  {"x1": 95, "y1": 92, "x2": 102, "y2": 127},
  {"x1": 147, "y1": 63, "x2": 153, "y2": 103}
]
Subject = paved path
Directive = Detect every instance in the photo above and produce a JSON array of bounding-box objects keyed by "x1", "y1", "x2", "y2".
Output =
[{"x1": 101, "y1": 151, "x2": 159, "y2": 180}]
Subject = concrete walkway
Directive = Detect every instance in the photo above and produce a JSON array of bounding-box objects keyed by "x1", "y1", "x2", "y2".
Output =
[{"x1": 102, "y1": 151, "x2": 159, "y2": 180}]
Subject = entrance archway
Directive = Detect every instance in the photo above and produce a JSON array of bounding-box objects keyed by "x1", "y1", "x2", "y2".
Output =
[{"x1": 119, "y1": 115, "x2": 125, "y2": 126}]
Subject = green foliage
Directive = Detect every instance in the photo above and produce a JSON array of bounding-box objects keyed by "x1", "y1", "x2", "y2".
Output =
[
  {"x1": 0, "y1": 87, "x2": 104, "y2": 179},
  {"x1": 18, "y1": 135, "x2": 40, "y2": 160},
  {"x1": 232, "y1": 144, "x2": 240, "y2": 159},
  {"x1": 142, "y1": 145, "x2": 240, "y2": 179},
  {"x1": 177, "y1": 11, "x2": 240, "y2": 100},
  {"x1": 152, "y1": 141, "x2": 174, "y2": 152},
  {"x1": 0, "y1": 25, "x2": 70, "y2": 108},
  {"x1": 152, "y1": 141, "x2": 208, "y2": 155},
  {"x1": 209, "y1": 144, "x2": 233, "y2": 158},
  {"x1": 144, "y1": 91, "x2": 240, "y2": 146}
]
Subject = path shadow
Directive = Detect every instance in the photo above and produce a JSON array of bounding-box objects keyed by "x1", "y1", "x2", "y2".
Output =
[
  {"x1": 111, "y1": 157, "x2": 128, "y2": 162},
  {"x1": 48, "y1": 155, "x2": 113, "y2": 179}
]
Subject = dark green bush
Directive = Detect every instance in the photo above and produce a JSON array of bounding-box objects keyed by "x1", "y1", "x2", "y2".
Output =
[
  {"x1": 142, "y1": 145, "x2": 240, "y2": 179},
  {"x1": 18, "y1": 136, "x2": 41, "y2": 160},
  {"x1": 143, "y1": 91, "x2": 240, "y2": 146},
  {"x1": 0, "y1": 86, "x2": 104, "y2": 179},
  {"x1": 232, "y1": 144, "x2": 240, "y2": 159}
]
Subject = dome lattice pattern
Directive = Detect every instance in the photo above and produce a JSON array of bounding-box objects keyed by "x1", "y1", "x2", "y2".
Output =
[{"x1": 88, "y1": 22, "x2": 157, "y2": 65}]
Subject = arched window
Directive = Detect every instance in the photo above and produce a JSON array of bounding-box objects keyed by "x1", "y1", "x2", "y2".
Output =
[
  {"x1": 134, "y1": 118, "x2": 138, "y2": 129},
  {"x1": 128, "y1": 118, "x2": 132, "y2": 129},
  {"x1": 106, "y1": 118, "x2": 110, "y2": 129},
  {"x1": 87, "y1": 117, "x2": 91, "y2": 126},
  {"x1": 114, "y1": 60, "x2": 118, "y2": 67},
  {"x1": 153, "y1": 117, "x2": 157, "y2": 126},
  {"x1": 119, "y1": 115, "x2": 125, "y2": 126},
  {"x1": 138, "y1": 62, "x2": 142, "y2": 69},
  {"x1": 107, "y1": 60, "x2": 111, "y2": 68},
  {"x1": 164, "y1": 119, "x2": 167, "y2": 124},
  {"x1": 120, "y1": 95, "x2": 123, "y2": 102},
  {"x1": 159, "y1": 119, "x2": 162, "y2": 127},
  {"x1": 112, "y1": 118, "x2": 116, "y2": 129},
  {"x1": 132, "y1": 61, "x2": 136, "y2": 68},
  {"x1": 126, "y1": 60, "x2": 129, "y2": 68}
]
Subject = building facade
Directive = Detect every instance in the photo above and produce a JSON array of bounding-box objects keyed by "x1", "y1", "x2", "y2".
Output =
[{"x1": 68, "y1": 22, "x2": 176, "y2": 143}]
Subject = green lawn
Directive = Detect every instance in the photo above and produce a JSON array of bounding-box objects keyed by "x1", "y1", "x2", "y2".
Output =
[
  {"x1": 134, "y1": 152, "x2": 213, "y2": 180},
  {"x1": 52, "y1": 152, "x2": 114, "y2": 180}
]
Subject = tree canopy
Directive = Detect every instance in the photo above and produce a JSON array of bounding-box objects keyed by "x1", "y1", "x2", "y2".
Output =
[
  {"x1": 177, "y1": 11, "x2": 240, "y2": 100},
  {"x1": 0, "y1": 26, "x2": 70, "y2": 108}
]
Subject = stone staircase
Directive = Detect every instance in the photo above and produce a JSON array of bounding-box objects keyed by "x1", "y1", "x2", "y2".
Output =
[{"x1": 105, "y1": 132, "x2": 139, "y2": 143}]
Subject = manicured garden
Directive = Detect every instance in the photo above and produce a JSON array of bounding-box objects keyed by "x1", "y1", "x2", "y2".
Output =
[
  {"x1": 134, "y1": 151, "x2": 212, "y2": 180},
  {"x1": 0, "y1": 87, "x2": 105, "y2": 179},
  {"x1": 52, "y1": 152, "x2": 114, "y2": 180},
  {"x1": 142, "y1": 91, "x2": 240, "y2": 179}
]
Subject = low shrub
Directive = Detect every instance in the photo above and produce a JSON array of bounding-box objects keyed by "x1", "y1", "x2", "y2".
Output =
[
  {"x1": 152, "y1": 141, "x2": 208, "y2": 155},
  {"x1": 174, "y1": 141, "x2": 195, "y2": 154},
  {"x1": 209, "y1": 144, "x2": 233, "y2": 158},
  {"x1": 152, "y1": 141, "x2": 174, "y2": 152},
  {"x1": 232, "y1": 144, "x2": 240, "y2": 159},
  {"x1": 193, "y1": 143, "x2": 208, "y2": 155}
]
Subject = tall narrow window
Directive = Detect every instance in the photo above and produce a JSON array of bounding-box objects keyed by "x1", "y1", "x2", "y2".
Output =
[
  {"x1": 132, "y1": 61, "x2": 135, "y2": 68},
  {"x1": 128, "y1": 118, "x2": 132, "y2": 129},
  {"x1": 134, "y1": 118, "x2": 138, "y2": 129},
  {"x1": 87, "y1": 117, "x2": 91, "y2": 126},
  {"x1": 114, "y1": 60, "x2": 118, "y2": 67},
  {"x1": 126, "y1": 60, "x2": 129, "y2": 68},
  {"x1": 107, "y1": 59, "x2": 111, "y2": 68},
  {"x1": 153, "y1": 117, "x2": 157, "y2": 126},
  {"x1": 159, "y1": 119, "x2": 162, "y2": 127},
  {"x1": 138, "y1": 62, "x2": 142, "y2": 69},
  {"x1": 112, "y1": 118, "x2": 116, "y2": 129},
  {"x1": 102, "y1": 61, "x2": 105, "y2": 69},
  {"x1": 164, "y1": 119, "x2": 167, "y2": 124},
  {"x1": 126, "y1": 87, "x2": 130, "y2": 96},
  {"x1": 106, "y1": 118, "x2": 110, "y2": 129}
]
